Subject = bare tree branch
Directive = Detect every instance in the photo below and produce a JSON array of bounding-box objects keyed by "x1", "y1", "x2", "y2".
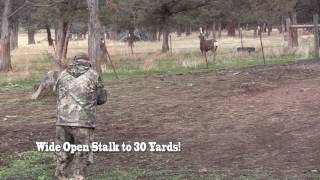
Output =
[
  {"x1": 8, "y1": 0, "x2": 67, "y2": 18},
  {"x1": 8, "y1": 0, "x2": 27, "y2": 18}
]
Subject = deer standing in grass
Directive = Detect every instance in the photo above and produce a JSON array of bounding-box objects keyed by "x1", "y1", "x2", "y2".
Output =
[{"x1": 199, "y1": 28, "x2": 218, "y2": 68}]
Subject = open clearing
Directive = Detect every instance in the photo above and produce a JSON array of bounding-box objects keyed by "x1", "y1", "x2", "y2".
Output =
[{"x1": 1, "y1": 59, "x2": 320, "y2": 179}]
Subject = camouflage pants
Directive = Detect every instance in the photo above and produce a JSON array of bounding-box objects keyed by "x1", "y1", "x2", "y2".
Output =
[{"x1": 55, "y1": 126, "x2": 94, "y2": 180}]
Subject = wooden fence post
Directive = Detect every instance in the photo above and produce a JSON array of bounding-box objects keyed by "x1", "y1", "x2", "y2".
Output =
[{"x1": 314, "y1": 14, "x2": 319, "y2": 60}]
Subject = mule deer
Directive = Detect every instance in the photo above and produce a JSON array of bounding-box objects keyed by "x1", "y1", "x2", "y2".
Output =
[{"x1": 199, "y1": 29, "x2": 218, "y2": 68}]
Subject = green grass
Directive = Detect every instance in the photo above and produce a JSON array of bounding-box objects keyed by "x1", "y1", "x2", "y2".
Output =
[
  {"x1": 0, "y1": 151, "x2": 54, "y2": 180},
  {"x1": 0, "y1": 54, "x2": 305, "y2": 92},
  {"x1": 213, "y1": 55, "x2": 303, "y2": 69},
  {"x1": 1, "y1": 151, "x2": 319, "y2": 179},
  {"x1": 0, "y1": 78, "x2": 41, "y2": 92},
  {"x1": 102, "y1": 55, "x2": 304, "y2": 80},
  {"x1": 0, "y1": 151, "x2": 222, "y2": 180}
]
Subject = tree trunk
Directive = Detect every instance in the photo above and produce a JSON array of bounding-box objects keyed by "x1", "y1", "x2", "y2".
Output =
[
  {"x1": 278, "y1": 21, "x2": 284, "y2": 34},
  {"x1": 10, "y1": 19, "x2": 19, "y2": 50},
  {"x1": 218, "y1": 23, "x2": 222, "y2": 38},
  {"x1": 54, "y1": 19, "x2": 71, "y2": 71},
  {"x1": 128, "y1": 29, "x2": 134, "y2": 54},
  {"x1": 87, "y1": 0, "x2": 102, "y2": 74},
  {"x1": 151, "y1": 29, "x2": 157, "y2": 41},
  {"x1": 238, "y1": 23, "x2": 241, "y2": 38},
  {"x1": 1, "y1": 0, "x2": 10, "y2": 38},
  {"x1": 54, "y1": 25, "x2": 58, "y2": 46},
  {"x1": 162, "y1": 28, "x2": 170, "y2": 53},
  {"x1": 212, "y1": 22, "x2": 216, "y2": 39},
  {"x1": 46, "y1": 24, "x2": 53, "y2": 46},
  {"x1": 254, "y1": 29, "x2": 257, "y2": 37},
  {"x1": 0, "y1": 0, "x2": 12, "y2": 72},
  {"x1": 0, "y1": 37, "x2": 11, "y2": 72},
  {"x1": 278, "y1": 26, "x2": 282, "y2": 34},
  {"x1": 267, "y1": 24, "x2": 272, "y2": 36},
  {"x1": 28, "y1": 29, "x2": 36, "y2": 44},
  {"x1": 290, "y1": 11, "x2": 299, "y2": 47},
  {"x1": 186, "y1": 24, "x2": 191, "y2": 36},
  {"x1": 227, "y1": 21, "x2": 236, "y2": 37},
  {"x1": 157, "y1": 27, "x2": 162, "y2": 41},
  {"x1": 177, "y1": 25, "x2": 182, "y2": 37},
  {"x1": 263, "y1": 23, "x2": 267, "y2": 32},
  {"x1": 62, "y1": 33, "x2": 69, "y2": 60}
]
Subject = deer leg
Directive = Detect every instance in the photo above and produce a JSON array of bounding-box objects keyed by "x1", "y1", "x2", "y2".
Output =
[{"x1": 204, "y1": 51, "x2": 208, "y2": 69}]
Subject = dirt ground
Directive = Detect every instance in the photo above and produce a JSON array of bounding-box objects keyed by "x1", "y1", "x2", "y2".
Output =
[{"x1": 1, "y1": 60, "x2": 320, "y2": 178}]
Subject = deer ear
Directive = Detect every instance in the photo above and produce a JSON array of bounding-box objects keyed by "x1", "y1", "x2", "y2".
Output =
[{"x1": 200, "y1": 27, "x2": 203, "y2": 34}]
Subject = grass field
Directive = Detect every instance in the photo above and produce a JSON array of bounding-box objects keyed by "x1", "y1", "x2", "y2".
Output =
[{"x1": 0, "y1": 29, "x2": 314, "y2": 85}]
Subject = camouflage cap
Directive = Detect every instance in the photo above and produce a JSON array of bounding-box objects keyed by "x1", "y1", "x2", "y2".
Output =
[{"x1": 74, "y1": 53, "x2": 90, "y2": 62}]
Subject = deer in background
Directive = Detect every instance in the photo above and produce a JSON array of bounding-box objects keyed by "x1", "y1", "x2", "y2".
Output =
[{"x1": 199, "y1": 28, "x2": 218, "y2": 68}]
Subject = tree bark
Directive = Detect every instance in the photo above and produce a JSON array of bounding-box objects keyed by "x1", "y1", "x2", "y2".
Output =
[
  {"x1": 212, "y1": 22, "x2": 216, "y2": 39},
  {"x1": 186, "y1": 24, "x2": 191, "y2": 36},
  {"x1": 238, "y1": 23, "x2": 241, "y2": 38},
  {"x1": 10, "y1": 19, "x2": 19, "y2": 50},
  {"x1": 54, "y1": 19, "x2": 71, "y2": 71},
  {"x1": 87, "y1": 0, "x2": 102, "y2": 74},
  {"x1": 262, "y1": 23, "x2": 267, "y2": 32},
  {"x1": 227, "y1": 21, "x2": 236, "y2": 37},
  {"x1": 157, "y1": 27, "x2": 162, "y2": 41},
  {"x1": 128, "y1": 29, "x2": 134, "y2": 54},
  {"x1": 218, "y1": 23, "x2": 222, "y2": 38},
  {"x1": 54, "y1": 25, "x2": 58, "y2": 46},
  {"x1": 162, "y1": 28, "x2": 170, "y2": 53},
  {"x1": 290, "y1": 11, "x2": 299, "y2": 47},
  {"x1": 0, "y1": 37, "x2": 11, "y2": 72},
  {"x1": 1, "y1": 0, "x2": 10, "y2": 37},
  {"x1": 46, "y1": 24, "x2": 53, "y2": 46},
  {"x1": 0, "y1": 0, "x2": 12, "y2": 72},
  {"x1": 28, "y1": 29, "x2": 36, "y2": 45},
  {"x1": 267, "y1": 24, "x2": 272, "y2": 36},
  {"x1": 254, "y1": 29, "x2": 257, "y2": 37},
  {"x1": 177, "y1": 25, "x2": 182, "y2": 37},
  {"x1": 151, "y1": 29, "x2": 157, "y2": 41}
]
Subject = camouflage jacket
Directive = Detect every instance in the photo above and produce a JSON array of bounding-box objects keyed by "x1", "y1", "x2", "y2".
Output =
[{"x1": 55, "y1": 62, "x2": 107, "y2": 128}]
